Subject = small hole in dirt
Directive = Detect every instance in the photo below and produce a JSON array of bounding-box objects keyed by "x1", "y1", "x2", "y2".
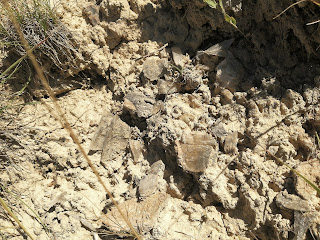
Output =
[
  {"x1": 79, "y1": 70, "x2": 105, "y2": 86},
  {"x1": 55, "y1": 91, "x2": 69, "y2": 98},
  {"x1": 45, "y1": 168, "x2": 53, "y2": 174},
  {"x1": 91, "y1": 38, "x2": 97, "y2": 45},
  {"x1": 228, "y1": 161, "x2": 237, "y2": 170},
  {"x1": 119, "y1": 111, "x2": 148, "y2": 131},
  {"x1": 294, "y1": 147, "x2": 310, "y2": 161},
  {"x1": 111, "y1": 92, "x2": 125, "y2": 101},
  {"x1": 48, "y1": 206, "x2": 55, "y2": 213},
  {"x1": 156, "y1": 94, "x2": 166, "y2": 101},
  {"x1": 42, "y1": 95, "x2": 50, "y2": 99},
  {"x1": 198, "y1": 31, "x2": 224, "y2": 52},
  {"x1": 283, "y1": 177, "x2": 296, "y2": 194},
  {"x1": 212, "y1": 201, "x2": 223, "y2": 208},
  {"x1": 123, "y1": 173, "x2": 133, "y2": 185}
]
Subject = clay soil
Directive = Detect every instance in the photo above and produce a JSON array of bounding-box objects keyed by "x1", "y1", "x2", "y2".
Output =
[{"x1": 1, "y1": 0, "x2": 320, "y2": 239}]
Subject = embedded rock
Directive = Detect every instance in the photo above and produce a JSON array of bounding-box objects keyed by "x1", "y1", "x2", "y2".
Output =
[
  {"x1": 143, "y1": 56, "x2": 168, "y2": 81},
  {"x1": 175, "y1": 131, "x2": 218, "y2": 172},
  {"x1": 138, "y1": 160, "x2": 165, "y2": 198},
  {"x1": 99, "y1": 115, "x2": 130, "y2": 167},
  {"x1": 124, "y1": 91, "x2": 156, "y2": 118}
]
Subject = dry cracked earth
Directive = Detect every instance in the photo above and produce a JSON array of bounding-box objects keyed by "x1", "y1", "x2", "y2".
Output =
[{"x1": 1, "y1": 0, "x2": 320, "y2": 239}]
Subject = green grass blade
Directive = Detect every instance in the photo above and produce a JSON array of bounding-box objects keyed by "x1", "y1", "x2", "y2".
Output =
[
  {"x1": 224, "y1": 13, "x2": 237, "y2": 28},
  {"x1": 204, "y1": 0, "x2": 238, "y2": 28},
  {"x1": 0, "y1": 31, "x2": 51, "y2": 80},
  {"x1": 0, "y1": 54, "x2": 26, "y2": 79},
  {"x1": 169, "y1": 63, "x2": 183, "y2": 74},
  {"x1": 0, "y1": 65, "x2": 21, "y2": 85},
  {"x1": 218, "y1": 0, "x2": 238, "y2": 28},
  {"x1": 0, "y1": 69, "x2": 31, "y2": 113},
  {"x1": 0, "y1": 229, "x2": 7, "y2": 240},
  {"x1": 315, "y1": 130, "x2": 320, "y2": 150},
  {"x1": 267, "y1": 150, "x2": 320, "y2": 195},
  {"x1": 203, "y1": 0, "x2": 217, "y2": 8},
  {"x1": 2, "y1": 186, "x2": 50, "y2": 235}
]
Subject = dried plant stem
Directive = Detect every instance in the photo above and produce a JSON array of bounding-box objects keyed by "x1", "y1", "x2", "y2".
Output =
[
  {"x1": 0, "y1": 1, "x2": 141, "y2": 239},
  {"x1": 0, "y1": 197, "x2": 35, "y2": 240},
  {"x1": 306, "y1": 19, "x2": 320, "y2": 25},
  {"x1": 266, "y1": 150, "x2": 320, "y2": 195},
  {"x1": 273, "y1": 0, "x2": 307, "y2": 20}
]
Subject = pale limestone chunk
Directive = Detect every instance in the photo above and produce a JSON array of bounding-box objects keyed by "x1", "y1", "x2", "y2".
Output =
[
  {"x1": 138, "y1": 174, "x2": 159, "y2": 198},
  {"x1": 138, "y1": 160, "x2": 165, "y2": 198},
  {"x1": 89, "y1": 111, "x2": 115, "y2": 151},
  {"x1": 129, "y1": 139, "x2": 145, "y2": 163},
  {"x1": 196, "y1": 38, "x2": 234, "y2": 58},
  {"x1": 123, "y1": 98, "x2": 136, "y2": 112},
  {"x1": 171, "y1": 46, "x2": 190, "y2": 68},
  {"x1": 275, "y1": 191, "x2": 312, "y2": 212},
  {"x1": 100, "y1": 115, "x2": 130, "y2": 165},
  {"x1": 223, "y1": 131, "x2": 238, "y2": 155},
  {"x1": 83, "y1": 5, "x2": 99, "y2": 25},
  {"x1": 157, "y1": 79, "x2": 179, "y2": 95},
  {"x1": 216, "y1": 58, "x2": 243, "y2": 92},
  {"x1": 294, "y1": 211, "x2": 320, "y2": 240},
  {"x1": 220, "y1": 88, "x2": 234, "y2": 104}
]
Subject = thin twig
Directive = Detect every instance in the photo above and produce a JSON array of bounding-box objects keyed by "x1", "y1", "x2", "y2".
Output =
[
  {"x1": 306, "y1": 19, "x2": 320, "y2": 25},
  {"x1": 0, "y1": 1, "x2": 141, "y2": 239},
  {"x1": 273, "y1": 0, "x2": 307, "y2": 20},
  {"x1": 0, "y1": 197, "x2": 35, "y2": 240}
]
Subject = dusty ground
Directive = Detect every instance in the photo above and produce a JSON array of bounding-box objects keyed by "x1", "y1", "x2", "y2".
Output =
[{"x1": 1, "y1": 0, "x2": 320, "y2": 239}]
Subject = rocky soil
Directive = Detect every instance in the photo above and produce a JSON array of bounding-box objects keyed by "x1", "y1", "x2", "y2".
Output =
[{"x1": 1, "y1": 0, "x2": 320, "y2": 239}]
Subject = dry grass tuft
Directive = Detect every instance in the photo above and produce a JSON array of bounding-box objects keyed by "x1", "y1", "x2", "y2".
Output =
[{"x1": 0, "y1": 0, "x2": 78, "y2": 71}]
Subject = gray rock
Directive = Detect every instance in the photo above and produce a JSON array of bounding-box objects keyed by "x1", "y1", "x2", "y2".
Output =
[
  {"x1": 124, "y1": 92, "x2": 156, "y2": 118},
  {"x1": 89, "y1": 111, "x2": 114, "y2": 151},
  {"x1": 100, "y1": 115, "x2": 130, "y2": 165},
  {"x1": 143, "y1": 56, "x2": 168, "y2": 81},
  {"x1": 138, "y1": 160, "x2": 165, "y2": 198},
  {"x1": 196, "y1": 38, "x2": 234, "y2": 58},
  {"x1": 275, "y1": 191, "x2": 312, "y2": 212},
  {"x1": 171, "y1": 46, "x2": 190, "y2": 68},
  {"x1": 216, "y1": 57, "x2": 243, "y2": 92}
]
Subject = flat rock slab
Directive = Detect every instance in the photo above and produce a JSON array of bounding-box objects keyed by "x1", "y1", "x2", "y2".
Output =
[
  {"x1": 138, "y1": 160, "x2": 165, "y2": 198},
  {"x1": 90, "y1": 112, "x2": 130, "y2": 166},
  {"x1": 175, "y1": 131, "x2": 218, "y2": 172},
  {"x1": 124, "y1": 91, "x2": 156, "y2": 118}
]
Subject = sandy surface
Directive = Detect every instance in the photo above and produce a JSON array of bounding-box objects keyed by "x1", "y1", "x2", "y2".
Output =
[{"x1": 1, "y1": 0, "x2": 320, "y2": 239}]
